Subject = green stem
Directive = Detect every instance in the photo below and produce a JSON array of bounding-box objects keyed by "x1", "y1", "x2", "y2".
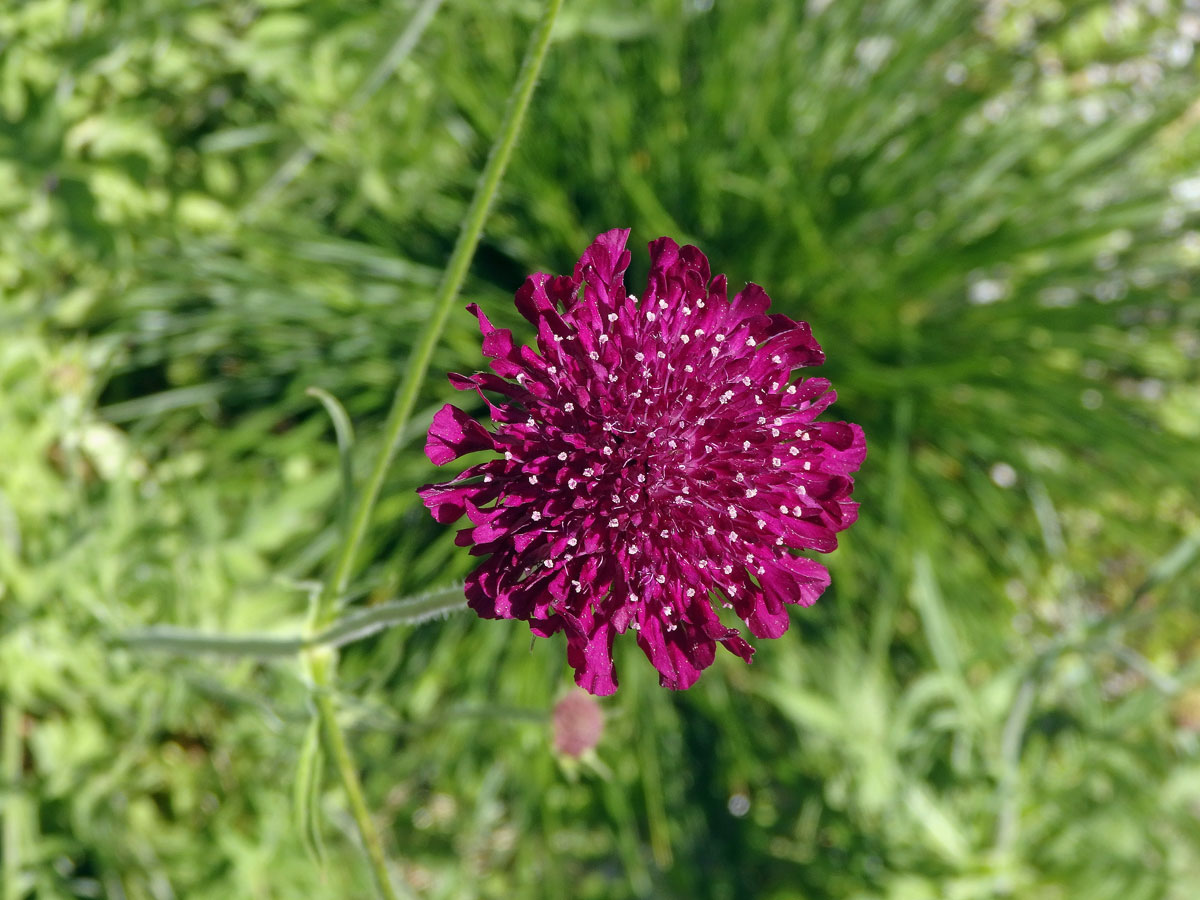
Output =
[
  {"x1": 315, "y1": 0, "x2": 564, "y2": 628},
  {"x1": 306, "y1": 4, "x2": 564, "y2": 898},
  {"x1": 311, "y1": 674, "x2": 400, "y2": 900},
  {"x1": 3, "y1": 700, "x2": 21, "y2": 900}
]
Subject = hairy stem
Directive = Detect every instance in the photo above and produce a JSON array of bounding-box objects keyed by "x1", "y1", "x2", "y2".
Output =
[
  {"x1": 311, "y1": 669, "x2": 401, "y2": 900},
  {"x1": 307, "y1": 3, "x2": 564, "y2": 898},
  {"x1": 315, "y1": 0, "x2": 565, "y2": 628}
]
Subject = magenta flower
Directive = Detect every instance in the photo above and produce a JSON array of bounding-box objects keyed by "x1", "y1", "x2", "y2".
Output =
[{"x1": 419, "y1": 230, "x2": 865, "y2": 695}]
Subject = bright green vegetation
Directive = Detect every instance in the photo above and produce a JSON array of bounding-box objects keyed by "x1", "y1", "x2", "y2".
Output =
[{"x1": 3, "y1": 1, "x2": 1200, "y2": 898}]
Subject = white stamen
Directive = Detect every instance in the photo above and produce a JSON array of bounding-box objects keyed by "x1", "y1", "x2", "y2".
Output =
[
  {"x1": 563, "y1": 402, "x2": 574, "y2": 412},
  {"x1": 557, "y1": 452, "x2": 567, "y2": 461}
]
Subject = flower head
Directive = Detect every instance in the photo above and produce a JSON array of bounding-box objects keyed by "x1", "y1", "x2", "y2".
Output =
[
  {"x1": 419, "y1": 229, "x2": 865, "y2": 695},
  {"x1": 552, "y1": 689, "x2": 605, "y2": 757}
]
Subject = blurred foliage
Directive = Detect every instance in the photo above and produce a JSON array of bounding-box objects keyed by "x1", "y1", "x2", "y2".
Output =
[{"x1": 2, "y1": 0, "x2": 1200, "y2": 898}]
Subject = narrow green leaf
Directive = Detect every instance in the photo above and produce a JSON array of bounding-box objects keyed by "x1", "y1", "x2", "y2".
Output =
[
  {"x1": 310, "y1": 584, "x2": 466, "y2": 650},
  {"x1": 115, "y1": 584, "x2": 466, "y2": 659},
  {"x1": 116, "y1": 628, "x2": 305, "y2": 658},
  {"x1": 293, "y1": 714, "x2": 326, "y2": 867},
  {"x1": 306, "y1": 386, "x2": 356, "y2": 529},
  {"x1": 1136, "y1": 529, "x2": 1200, "y2": 597},
  {"x1": 910, "y1": 554, "x2": 964, "y2": 683}
]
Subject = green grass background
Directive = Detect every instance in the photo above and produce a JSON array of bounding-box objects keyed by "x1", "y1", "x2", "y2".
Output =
[{"x1": 2, "y1": 0, "x2": 1200, "y2": 897}]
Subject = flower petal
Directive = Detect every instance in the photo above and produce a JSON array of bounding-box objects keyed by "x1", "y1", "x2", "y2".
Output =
[{"x1": 424, "y1": 404, "x2": 495, "y2": 465}]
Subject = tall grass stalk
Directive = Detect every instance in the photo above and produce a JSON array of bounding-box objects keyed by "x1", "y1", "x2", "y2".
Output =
[{"x1": 306, "y1": 1, "x2": 564, "y2": 895}]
